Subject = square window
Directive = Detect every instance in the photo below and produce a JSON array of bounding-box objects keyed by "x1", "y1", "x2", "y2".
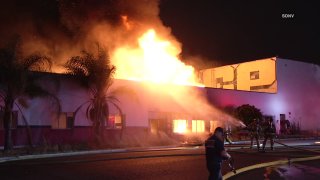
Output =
[
  {"x1": 250, "y1": 71, "x2": 259, "y2": 80},
  {"x1": 173, "y1": 119, "x2": 187, "y2": 133},
  {"x1": 210, "y1": 121, "x2": 219, "y2": 133},
  {"x1": 52, "y1": 112, "x2": 74, "y2": 129},
  {"x1": 216, "y1": 77, "x2": 224, "y2": 88},
  {"x1": 107, "y1": 114, "x2": 123, "y2": 129},
  {"x1": 192, "y1": 120, "x2": 205, "y2": 133}
]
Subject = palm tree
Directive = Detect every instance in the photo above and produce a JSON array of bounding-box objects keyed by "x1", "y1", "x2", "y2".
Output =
[
  {"x1": 0, "y1": 42, "x2": 59, "y2": 152},
  {"x1": 64, "y1": 48, "x2": 128, "y2": 146}
]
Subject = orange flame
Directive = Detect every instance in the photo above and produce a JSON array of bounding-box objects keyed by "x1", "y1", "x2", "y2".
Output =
[
  {"x1": 111, "y1": 29, "x2": 202, "y2": 86},
  {"x1": 173, "y1": 119, "x2": 188, "y2": 133},
  {"x1": 121, "y1": 15, "x2": 133, "y2": 30}
]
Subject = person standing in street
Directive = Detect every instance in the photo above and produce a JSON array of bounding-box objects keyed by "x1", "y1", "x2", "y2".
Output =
[
  {"x1": 205, "y1": 127, "x2": 232, "y2": 180},
  {"x1": 262, "y1": 117, "x2": 276, "y2": 151},
  {"x1": 248, "y1": 119, "x2": 261, "y2": 150},
  {"x1": 225, "y1": 128, "x2": 233, "y2": 145}
]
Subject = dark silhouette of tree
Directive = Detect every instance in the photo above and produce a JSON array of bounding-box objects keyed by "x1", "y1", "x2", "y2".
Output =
[
  {"x1": 64, "y1": 47, "x2": 134, "y2": 146},
  {"x1": 235, "y1": 104, "x2": 263, "y2": 126},
  {"x1": 0, "y1": 40, "x2": 60, "y2": 152},
  {"x1": 222, "y1": 105, "x2": 237, "y2": 117}
]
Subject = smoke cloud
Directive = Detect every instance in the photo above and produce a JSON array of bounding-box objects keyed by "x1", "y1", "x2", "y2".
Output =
[
  {"x1": 1, "y1": 0, "x2": 244, "y2": 133},
  {"x1": 0, "y1": 0, "x2": 173, "y2": 70}
]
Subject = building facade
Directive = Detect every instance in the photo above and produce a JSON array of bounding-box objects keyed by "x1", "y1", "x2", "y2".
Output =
[
  {"x1": 202, "y1": 57, "x2": 320, "y2": 132},
  {"x1": 1, "y1": 57, "x2": 319, "y2": 147}
]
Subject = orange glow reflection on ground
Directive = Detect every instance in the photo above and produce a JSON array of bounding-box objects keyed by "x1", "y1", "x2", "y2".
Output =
[{"x1": 111, "y1": 29, "x2": 202, "y2": 86}]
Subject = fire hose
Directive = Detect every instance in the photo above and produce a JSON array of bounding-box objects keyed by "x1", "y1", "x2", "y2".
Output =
[
  {"x1": 273, "y1": 140, "x2": 320, "y2": 154},
  {"x1": 223, "y1": 140, "x2": 320, "y2": 179},
  {"x1": 227, "y1": 157, "x2": 236, "y2": 174}
]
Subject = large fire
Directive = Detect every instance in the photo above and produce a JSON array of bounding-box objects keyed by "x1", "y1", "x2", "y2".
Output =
[{"x1": 111, "y1": 29, "x2": 202, "y2": 86}]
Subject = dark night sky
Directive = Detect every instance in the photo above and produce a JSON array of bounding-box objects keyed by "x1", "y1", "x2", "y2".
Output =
[
  {"x1": 159, "y1": 0, "x2": 320, "y2": 66},
  {"x1": 0, "y1": 0, "x2": 319, "y2": 66}
]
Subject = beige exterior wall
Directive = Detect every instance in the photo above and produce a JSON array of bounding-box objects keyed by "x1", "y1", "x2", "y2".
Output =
[{"x1": 199, "y1": 57, "x2": 277, "y2": 93}]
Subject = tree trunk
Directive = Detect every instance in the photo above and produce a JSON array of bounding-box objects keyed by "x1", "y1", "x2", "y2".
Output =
[
  {"x1": 100, "y1": 102, "x2": 108, "y2": 144},
  {"x1": 15, "y1": 104, "x2": 33, "y2": 148},
  {"x1": 4, "y1": 96, "x2": 14, "y2": 152},
  {"x1": 21, "y1": 113, "x2": 33, "y2": 148},
  {"x1": 92, "y1": 97, "x2": 102, "y2": 146}
]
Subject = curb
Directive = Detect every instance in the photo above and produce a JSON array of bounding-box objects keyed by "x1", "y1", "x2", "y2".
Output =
[
  {"x1": 227, "y1": 137, "x2": 320, "y2": 145},
  {"x1": 1, "y1": 138, "x2": 318, "y2": 164},
  {"x1": 0, "y1": 148, "x2": 127, "y2": 163},
  {"x1": 0, "y1": 145, "x2": 199, "y2": 164}
]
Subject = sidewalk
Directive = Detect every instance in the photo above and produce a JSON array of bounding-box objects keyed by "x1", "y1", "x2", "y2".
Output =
[
  {"x1": 226, "y1": 136, "x2": 320, "y2": 145},
  {"x1": 1, "y1": 137, "x2": 319, "y2": 164},
  {"x1": 0, "y1": 145, "x2": 200, "y2": 164}
]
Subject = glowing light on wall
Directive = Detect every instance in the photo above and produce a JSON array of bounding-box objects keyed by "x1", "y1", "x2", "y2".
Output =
[
  {"x1": 192, "y1": 120, "x2": 205, "y2": 133},
  {"x1": 199, "y1": 57, "x2": 277, "y2": 92},
  {"x1": 173, "y1": 119, "x2": 187, "y2": 133},
  {"x1": 210, "y1": 120, "x2": 222, "y2": 133}
]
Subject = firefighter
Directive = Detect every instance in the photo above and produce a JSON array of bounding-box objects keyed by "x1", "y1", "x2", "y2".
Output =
[
  {"x1": 262, "y1": 117, "x2": 276, "y2": 151},
  {"x1": 248, "y1": 119, "x2": 261, "y2": 150},
  {"x1": 225, "y1": 128, "x2": 233, "y2": 145},
  {"x1": 205, "y1": 127, "x2": 231, "y2": 180}
]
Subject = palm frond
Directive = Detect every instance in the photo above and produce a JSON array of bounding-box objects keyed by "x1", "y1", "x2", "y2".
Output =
[
  {"x1": 73, "y1": 100, "x2": 92, "y2": 121},
  {"x1": 85, "y1": 103, "x2": 94, "y2": 121},
  {"x1": 23, "y1": 83, "x2": 61, "y2": 120},
  {"x1": 14, "y1": 102, "x2": 33, "y2": 147},
  {"x1": 64, "y1": 56, "x2": 89, "y2": 76},
  {"x1": 103, "y1": 65, "x2": 116, "y2": 91},
  {"x1": 65, "y1": 47, "x2": 115, "y2": 92},
  {"x1": 108, "y1": 101, "x2": 123, "y2": 117},
  {"x1": 17, "y1": 97, "x2": 29, "y2": 108},
  {"x1": 45, "y1": 94, "x2": 62, "y2": 121},
  {"x1": 89, "y1": 87, "x2": 98, "y2": 96},
  {"x1": 105, "y1": 96, "x2": 121, "y2": 104},
  {"x1": 21, "y1": 54, "x2": 52, "y2": 72}
]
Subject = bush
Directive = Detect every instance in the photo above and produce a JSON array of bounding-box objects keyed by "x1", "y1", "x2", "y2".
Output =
[{"x1": 235, "y1": 104, "x2": 263, "y2": 126}]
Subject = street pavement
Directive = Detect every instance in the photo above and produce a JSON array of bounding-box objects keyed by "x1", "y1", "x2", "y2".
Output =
[
  {"x1": 227, "y1": 158, "x2": 320, "y2": 180},
  {"x1": 0, "y1": 139, "x2": 319, "y2": 180}
]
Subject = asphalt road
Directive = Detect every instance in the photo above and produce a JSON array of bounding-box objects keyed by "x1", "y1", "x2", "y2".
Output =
[
  {"x1": 228, "y1": 159, "x2": 320, "y2": 180},
  {"x1": 1, "y1": 139, "x2": 320, "y2": 180}
]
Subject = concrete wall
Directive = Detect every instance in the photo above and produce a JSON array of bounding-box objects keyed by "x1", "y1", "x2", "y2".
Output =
[
  {"x1": 14, "y1": 76, "x2": 206, "y2": 128},
  {"x1": 3, "y1": 57, "x2": 318, "y2": 147},
  {"x1": 1, "y1": 74, "x2": 212, "y2": 146},
  {"x1": 207, "y1": 58, "x2": 320, "y2": 130}
]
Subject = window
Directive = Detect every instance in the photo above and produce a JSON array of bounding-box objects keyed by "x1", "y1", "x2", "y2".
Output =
[
  {"x1": 192, "y1": 120, "x2": 205, "y2": 133},
  {"x1": 250, "y1": 71, "x2": 259, "y2": 80},
  {"x1": 150, "y1": 119, "x2": 159, "y2": 133},
  {"x1": 210, "y1": 120, "x2": 219, "y2": 133},
  {"x1": 150, "y1": 119, "x2": 168, "y2": 133},
  {"x1": 173, "y1": 119, "x2": 187, "y2": 133},
  {"x1": 0, "y1": 110, "x2": 18, "y2": 129},
  {"x1": 107, "y1": 114, "x2": 123, "y2": 129},
  {"x1": 52, "y1": 112, "x2": 74, "y2": 129},
  {"x1": 148, "y1": 111, "x2": 169, "y2": 133},
  {"x1": 216, "y1": 77, "x2": 224, "y2": 88}
]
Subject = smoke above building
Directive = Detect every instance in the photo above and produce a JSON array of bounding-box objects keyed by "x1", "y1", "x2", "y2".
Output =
[{"x1": 0, "y1": 0, "x2": 243, "y2": 128}]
